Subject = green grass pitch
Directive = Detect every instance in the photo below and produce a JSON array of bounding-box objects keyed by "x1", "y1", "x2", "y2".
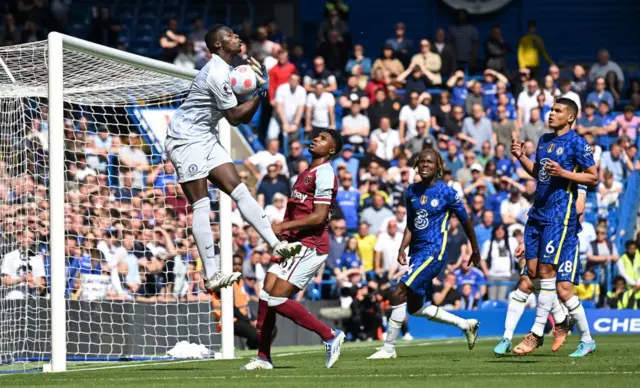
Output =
[{"x1": 1, "y1": 335, "x2": 638, "y2": 388}]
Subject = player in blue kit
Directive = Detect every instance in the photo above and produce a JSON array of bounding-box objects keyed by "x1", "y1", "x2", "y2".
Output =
[
  {"x1": 368, "y1": 149, "x2": 482, "y2": 359},
  {"x1": 510, "y1": 98, "x2": 598, "y2": 357},
  {"x1": 493, "y1": 185, "x2": 587, "y2": 356}
]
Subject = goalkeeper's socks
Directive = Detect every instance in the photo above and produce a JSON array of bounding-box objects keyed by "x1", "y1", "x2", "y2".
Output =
[
  {"x1": 382, "y1": 303, "x2": 407, "y2": 353},
  {"x1": 531, "y1": 278, "x2": 556, "y2": 337},
  {"x1": 270, "y1": 298, "x2": 334, "y2": 341},
  {"x1": 230, "y1": 183, "x2": 280, "y2": 247},
  {"x1": 191, "y1": 197, "x2": 217, "y2": 278},
  {"x1": 564, "y1": 295, "x2": 593, "y2": 343},
  {"x1": 256, "y1": 291, "x2": 276, "y2": 360},
  {"x1": 503, "y1": 289, "x2": 530, "y2": 340},
  {"x1": 414, "y1": 304, "x2": 470, "y2": 331}
]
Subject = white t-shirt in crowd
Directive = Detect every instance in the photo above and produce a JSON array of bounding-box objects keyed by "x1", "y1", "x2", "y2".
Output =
[
  {"x1": 306, "y1": 92, "x2": 335, "y2": 128},
  {"x1": 378, "y1": 215, "x2": 407, "y2": 234},
  {"x1": 374, "y1": 231, "x2": 403, "y2": 272},
  {"x1": 370, "y1": 128, "x2": 401, "y2": 161},
  {"x1": 481, "y1": 237, "x2": 517, "y2": 278},
  {"x1": 1, "y1": 249, "x2": 45, "y2": 300},
  {"x1": 248, "y1": 150, "x2": 289, "y2": 177},
  {"x1": 399, "y1": 104, "x2": 430, "y2": 140},
  {"x1": 577, "y1": 222, "x2": 596, "y2": 267},
  {"x1": 274, "y1": 83, "x2": 307, "y2": 123},
  {"x1": 517, "y1": 89, "x2": 540, "y2": 124}
]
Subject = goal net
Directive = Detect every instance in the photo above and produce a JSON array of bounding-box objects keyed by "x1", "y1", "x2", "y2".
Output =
[{"x1": 0, "y1": 34, "x2": 234, "y2": 373}]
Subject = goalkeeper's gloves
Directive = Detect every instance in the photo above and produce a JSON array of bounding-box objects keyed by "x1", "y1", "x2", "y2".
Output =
[{"x1": 249, "y1": 57, "x2": 269, "y2": 98}]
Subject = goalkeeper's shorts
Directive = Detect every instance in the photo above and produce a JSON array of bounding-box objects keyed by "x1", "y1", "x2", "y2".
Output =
[{"x1": 165, "y1": 133, "x2": 233, "y2": 183}]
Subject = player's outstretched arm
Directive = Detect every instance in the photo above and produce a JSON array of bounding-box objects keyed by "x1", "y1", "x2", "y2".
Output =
[
  {"x1": 461, "y1": 219, "x2": 481, "y2": 267},
  {"x1": 272, "y1": 203, "x2": 331, "y2": 235}
]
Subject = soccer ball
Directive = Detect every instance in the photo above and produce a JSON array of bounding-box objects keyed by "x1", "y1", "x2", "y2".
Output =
[{"x1": 230, "y1": 65, "x2": 257, "y2": 97}]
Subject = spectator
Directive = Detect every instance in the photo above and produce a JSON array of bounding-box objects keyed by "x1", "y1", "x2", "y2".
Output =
[
  {"x1": 597, "y1": 100, "x2": 620, "y2": 150},
  {"x1": 409, "y1": 39, "x2": 442, "y2": 86},
  {"x1": 517, "y1": 20, "x2": 553, "y2": 78},
  {"x1": 444, "y1": 216, "x2": 470, "y2": 275},
  {"x1": 630, "y1": 79, "x2": 640, "y2": 109},
  {"x1": 264, "y1": 192, "x2": 287, "y2": 224},
  {"x1": 268, "y1": 49, "x2": 297, "y2": 104},
  {"x1": 332, "y1": 145, "x2": 359, "y2": 185},
  {"x1": 303, "y1": 56, "x2": 338, "y2": 93},
  {"x1": 574, "y1": 269, "x2": 600, "y2": 302},
  {"x1": 256, "y1": 163, "x2": 290, "y2": 208},
  {"x1": 369, "y1": 117, "x2": 400, "y2": 162},
  {"x1": 374, "y1": 219, "x2": 403, "y2": 276},
  {"x1": 586, "y1": 77, "x2": 615, "y2": 109},
  {"x1": 317, "y1": 29, "x2": 350, "y2": 75},
  {"x1": 616, "y1": 240, "x2": 640, "y2": 297},
  {"x1": 432, "y1": 28, "x2": 456, "y2": 78},
  {"x1": 442, "y1": 105, "x2": 466, "y2": 145},
  {"x1": 481, "y1": 70, "x2": 509, "y2": 111},
  {"x1": 459, "y1": 283, "x2": 479, "y2": 310},
  {"x1": 491, "y1": 105, "x2": 516, "y2": 148},
  {"x1": 396, "y1": 61, "x2": 430, "y2": 95},
  {"x1": 587, "y1": 225, "x2": 619, "y2": 304},
  {"x1": 474, "y1": 210, "x2": 494, "y2": 248},
  {"x1": 500, "y1": 185, "x2": 530, "y2": 226},
  {"x1": 379, "y1": 205, "x2": 407, "y2": 234},
  {"x1": 249, "y1": 26, "x2": 276, "y2": 62},
  {"x1": 576, "y1": 102, "x2": 603, "y2": 136},
  {"x1": 88, "y1": 7, "x2": 120, "y2": 48},
  {"x1": 599, "y1": 140, "x2": 633, "y2": 183},
  {"x1": 606, "y1": 276, "x2": 636, "y2": 310},
  {"x1": 430, "y1": 90, "x2": 452, "y2": 133},
  {"x1": 465, "y1": 81, "x2": 484, "y2": 115},
  {"x1": 448, "y1": 10, "x2": 479, "y2": 72},
  {"x1": 558, "y1": 78, "x2": 582, "y2": 114},
  {"x1": 597, "y1": 169, "x2": 623, "y2": 212},
  {"x1": 173, "y1": 41, "x2": 197, "y2": 70},
  {"x1": 517, "y1": 79, "x2": 541, "y2": 129},
  {"x1": 484, "y1": 25, "x2": 510, "y2": 73},
  {"x1": 287, "y1": 141, "x2": 307, "y2": 176},
  {"x1": 0, "y1": 13, "x2": 21, "y2": 46},
  {"x1": 454, "y1": 264, "x2": 487, "y2": 300},
  {"x1": 399, "y1": 91, "x2": 431, "y2": 143},
  {"x1": 355, "y1": 222, "x2": 377, "y2": 272},
  {"x1": 305, "y1": 83, "x2": 336, "y2": 134},
  {"x1": 479, "y1": 223, "x2": 516, "y2": 300},
  {"x1": 577, "y1": 212, "x2": 597, "y2": 269},
  {"x1": 244, "y1": 139, "x2": 288, "y2": 179},
  {"x1": 336, "y1": 172, "x2": 360, "y2": 232},
  {"x1": 334, "y1": 237, "x2": 363, "y2": 286},
  {"x1": 488, "y1": 91, "x2": 516, "y2": 121},
  {"x1": 341, "y1": 101, "x2": 370, "y2": 153},
  {"x1": 268, "y1": 73, "x2": 306, "y2": 141},
  {"x1": 290, "y1": 44, "x2": 311, "y2": 77},
  {"x1": 605, "y1": 71, "x2": 622, "y2": 105},
  {"x1": 571, "y1": 65, "x2": 589, "y2": 102},
  {"x1": 461, "y1": 103, "x2": 493, "y2": 153},
  {"x1": 433, "y1": 272, "x2": 462, "y2": 310},
  {"x1": 615, "y1": 105, "x2": 640, "y2": 143},
  {"x1": 368, "y1": 89, "x2": 394, "y2": 132},
  {"x1": 360, "y1": 194, "x2": 393, "y2": 235},
  {"x1": 190, "y1": 18, "x2": 207, "y2": 63},
  {"x1": 385, "y1": 23, "x2": 413, "y2": 67},
  {"x1": 345, "y1": 44, "x2": 372, "y2": 76},
  {"x1": 159, "y1": 19, "x2": 186, "y2": 63},
  {"x1": 371, "y1": 43, "x2": 405, "y2": 85},
  {"x1": 266, "y1": 20, "x2": 286, "y2": 45},
  {"x1": 1, "y1": 228, "x2": 45, "y2": 299},
  {"x1": 327, "y1": 219, "x2": 348, "y2": 271},
  {"x1": 318, "y1": 8, "x2": 349, "y2": 44},
  {"x1": 340, "y1": 75, "x2": 369, "y2": 110},
  {"x1": 589, "y1": 49, "x2": 625, "y2": 90}
]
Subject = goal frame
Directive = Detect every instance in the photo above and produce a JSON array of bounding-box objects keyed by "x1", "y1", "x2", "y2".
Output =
[{"x1": 46, "y1": 32, "x2": 234, "y2": 372}]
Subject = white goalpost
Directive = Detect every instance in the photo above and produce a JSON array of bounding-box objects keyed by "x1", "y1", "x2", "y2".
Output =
[{"x1": 0, "y1": 33, "x2": 234, "y2": 373}]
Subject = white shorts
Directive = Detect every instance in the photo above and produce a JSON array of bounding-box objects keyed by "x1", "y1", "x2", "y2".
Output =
[
  {"x1": 268, "y1": 246, "x2": 327, "y2": 290},
  {"x1": 165, "y1": 133, "x2": 233, "y2": 183}
]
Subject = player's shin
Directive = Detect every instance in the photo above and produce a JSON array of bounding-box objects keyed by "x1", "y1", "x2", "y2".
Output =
[
  {"x1": 531, "y1": 278, "x2": 556, "y2": 337},
  {"x1": 563, "y1": 295, "x2": 593, "y2": 343},
  {"x1": 257, "y1": 290, "x2": 276, "y2": 360},
  {"x1": 383, "y1": 303, "x2": 407, "y2": 353},
  {"x1": 414, "y1": 304, "x2": 470, "y2": 331},
  {"x1": 191, "y1": 197, "x2": 218, "y2": 278},
  {"x1": 269, "y1": 296, "x2": 334, "y2": 341},
  {"x1": 504, "y1": 289, "x2": 530, "y2": 340},
  {"x1": 230, "y1": 183, "x2": 280, "y2": 247}
]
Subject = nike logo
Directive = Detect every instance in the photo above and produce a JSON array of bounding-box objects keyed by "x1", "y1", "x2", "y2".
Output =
[
  {"x1": 262, "y1": 214, "x2": 266, "y2": 218},
  {"x1": 206, "y1": 244, "x2": 214, "y2": 250},
  {"x1": 543, "y1": 254, "x2": 552, "y2": 258}
]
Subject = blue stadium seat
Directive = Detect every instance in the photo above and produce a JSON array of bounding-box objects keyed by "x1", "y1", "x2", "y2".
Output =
[
  {"x1": 480, "y1": 300, "x2": 508, "y2": 310},
  {"x1": 581, "y1": 300, "x2": 596, "y2": 309}
]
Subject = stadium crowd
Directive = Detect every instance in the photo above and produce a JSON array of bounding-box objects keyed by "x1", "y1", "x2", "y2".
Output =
[{"x1": 1, "y1": 1, "x2": 640, "y2": 343}]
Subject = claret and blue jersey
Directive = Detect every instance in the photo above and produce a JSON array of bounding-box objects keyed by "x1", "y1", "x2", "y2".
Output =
[{"x1": 400, "y1": 180, "x2": 469, "y2": 295}]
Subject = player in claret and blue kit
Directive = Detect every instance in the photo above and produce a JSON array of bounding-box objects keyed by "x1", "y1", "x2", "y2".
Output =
[
  {"x1": 510, "y1": 98, "x2": 598, "y2": 357},
  {"x1": 368, "y1": 149, "x2": 482, "y2": 360}
]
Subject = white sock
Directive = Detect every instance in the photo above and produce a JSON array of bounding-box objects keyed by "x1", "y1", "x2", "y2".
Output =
[
  {"x1": 383, "y1": 303, "x2": 406, "y2": 353},
  {"x1": 414, "y1": 304, "x2": 470, "y2": 331},
  {"x1": 191, "y1": 197, "x2": 217, "y2": 278},
  {"x1": 504, "y1": 289, "x2": 529, "y2": 340},
  {"x1": 564, "y1": 295, "x2": 593, "y2": 343},
  {"x1": 531, "y1": 278, "x2": 555, "y2": 336},
  {"x1": 230, "y1": 184, "x2": 280, "y2": 247},
  {"x1": 550, "y1": 293, "x2": 567, "y2": 325}
]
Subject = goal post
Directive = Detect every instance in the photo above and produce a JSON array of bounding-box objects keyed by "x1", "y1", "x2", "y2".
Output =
[{"x1": 0, "y1": 32, "x2": 235, "y2": 373}]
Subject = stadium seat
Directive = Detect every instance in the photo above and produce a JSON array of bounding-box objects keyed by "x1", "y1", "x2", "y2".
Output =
[
  {"x1": 581, "y1": 301, "x2": 596, "y2": 309},
  {"x1": 480, "y1": 300, "x2": 508, "y2": 310}
]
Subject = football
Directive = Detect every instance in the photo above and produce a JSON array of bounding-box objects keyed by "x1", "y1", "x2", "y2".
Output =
[{"x1": 230, "y1": 65, "x2": 257, "y2": 97}]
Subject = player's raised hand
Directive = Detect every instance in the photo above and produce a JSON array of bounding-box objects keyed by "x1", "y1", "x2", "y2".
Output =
[
  {"x1": 511, "y1": 131, "x2": 524, "y2": 159},
  {"x1": 397, "y1": 250, "x2": 407, "y2": 266},
  {"x1": 544, "y1": 160, "x2": 565, "y2": 177},
  {"x1": 515, "y1": 242, "x2": 525, "y2": 258}
]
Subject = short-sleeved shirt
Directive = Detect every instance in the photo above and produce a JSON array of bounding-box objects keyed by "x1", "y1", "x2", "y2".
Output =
[
  {"x1": 281, "y1": 162, "x2": 337, "y2": 254},
  {"x1": 248, "y1": 150, "x2": 289, "y2": 177},
  {"x1": 528, "y1": 130, "x2": 596, "y2": 226},
  {"x1": 275, "y1": 83, "x2": 307, "y2": 122},
  {"x1": 168, "y1": 54, "x2": 237, "y2": 140},
  {"x1": 306, "y1": 92, "x2": 336, "y2": 128},
  {"x1": 399, "y1": 104, "x2": 431, "y2": 141}
]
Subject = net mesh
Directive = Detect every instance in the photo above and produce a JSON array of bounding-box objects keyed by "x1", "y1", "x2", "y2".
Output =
[{"x1": 0, "y1": 40, "x2": 222, "y2": 372}]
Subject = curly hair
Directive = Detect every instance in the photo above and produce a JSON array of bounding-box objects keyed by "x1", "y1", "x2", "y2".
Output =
[{"x1": 413, "y1": 148, "x2": 445, "y2": 179}]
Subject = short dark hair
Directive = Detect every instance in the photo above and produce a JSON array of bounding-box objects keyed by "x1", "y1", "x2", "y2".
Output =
[
  {"x1": 205, "y1": 24, "x2": 228, "y2": 53},
  {"x1": 625, "y1": 240, "x2": 637, "y2": 249},
  {"x1": 559, "y1": 78, "x2": 572, "y2": 87},
  {"x1": 554, "y1": 97, "x2": 579, "y2": 119},
  {"x1": 320, "y1": 129, "x2": 343, "y2": 156}
]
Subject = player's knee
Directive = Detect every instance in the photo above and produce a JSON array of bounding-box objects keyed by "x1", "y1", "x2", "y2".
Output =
[
  {"x1": 518, "y1": 276, "x2": 534, "y2": 293},
  {"x1": 556, "y1": 282, "x2": 573, "y2": 302},
  {"x1": 538, "y1": 263, "x2": 555, "y2": 279},
  {"x1": 267, "y1": 295, "x2": 288, "y2": 307}
]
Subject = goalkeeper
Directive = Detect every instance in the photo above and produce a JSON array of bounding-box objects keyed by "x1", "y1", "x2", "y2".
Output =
[{"x1": 165, "y1": 25, "x2": 302, "y2": 292}]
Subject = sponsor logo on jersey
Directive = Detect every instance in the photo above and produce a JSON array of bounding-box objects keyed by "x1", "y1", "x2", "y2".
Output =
[
  {"x1": 454, "y1": 193, "x2": 461, "y2": 203},
  {"x1": 420, "y1": 195, "x2": 427, "y2": 205},
  {"x1": 431, "y1": 199, "x2": 439, "y2": 207},
  {"x1": 547, "y1": 143, "x2": 555, "y2": 154},
  {"x1": 188, "y1": 164, "x2": 198, "y2": 173},
  {"x1": 538, "y1": 158, "x2": 552, "y2": 182},
  {"x1": 291, "y1": 190, "x2": 308, "y2": 202},
  {"x1": 304, "y1": 176, "x2": 312, "y2": 185},
  {"x1": 556, "y1": 147, "x2": 564, "y2": 156},
  {"x1": 414, "y1": 209, "x2": 429, "y2": 230}
]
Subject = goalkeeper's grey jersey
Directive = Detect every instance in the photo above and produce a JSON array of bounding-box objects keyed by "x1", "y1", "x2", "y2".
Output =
[{"x1": 168, "y1": 54, "x2": 238, "y2": 140}]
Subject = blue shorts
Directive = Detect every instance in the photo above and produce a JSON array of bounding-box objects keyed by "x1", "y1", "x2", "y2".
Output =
[
  {"x1": 521, "y1": 236, "x2": 581, "y2": 285},
  {"x1": 401, "y1": 251, "x2": 446, "y2": 296},
  {"x1": 524, "y1": 219, "x2": 577, "y2": 265}
]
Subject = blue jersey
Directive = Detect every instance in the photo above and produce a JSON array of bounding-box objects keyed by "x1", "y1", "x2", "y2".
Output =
[
  {"x1": 406, "y1": 180, "x2": 469, "y2": 257},
  {"x1": 528, "y1": 130, "x2": 595, "y2": 226}
]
